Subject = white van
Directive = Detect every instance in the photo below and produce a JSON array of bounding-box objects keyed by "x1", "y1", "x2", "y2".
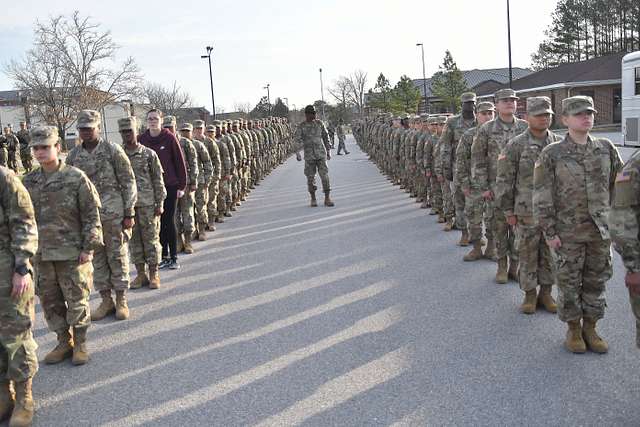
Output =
[{"x1": 622, "y1": 51, "x2": 640, "y2": 146}]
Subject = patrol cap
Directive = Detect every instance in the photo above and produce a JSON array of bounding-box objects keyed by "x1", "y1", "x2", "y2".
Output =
[
  {"x1": 205, "y1": 125, "x2": 216, "y2": 132},
  {"x1": 494, "y1": 88, "x2": 519, "y2": 101},
  {"x1": 232, "y1": 120, "x2": 240, "y2": 127},
  {"x1": 212, "y1": 120, "x2": 222, "y2": 127},
  {"x1": 561, "y1": 96, "x2": 597, "y2": 115},
  {"x1": 118, "y1": 116, "x2": 137, "y2": 131},
  {"x1": 477, "y1": 101, "x2": 495, "y2": 112},
  {"x1": 29, "y1": 126, "x2": 59, "y2": 147},
  {"x1": 304, "y1": 105, "x2": 316, "y2": 114},
  {"x1": 526, "y1": 96, "x2": 553, "y2": 116},
  {"x1": 19, "y1": 121, "x2": 26, "y2": 126},
  {"x1": 76, "y1": 109, "x2": 101, "y2": 129},
  {"x1": 179, "y1": 123, "x2": 193, "y2": 131},
  {"x1": 461, "y1": 92, "x2": 477, "y2": 103},
  {"x1": 163, "y1": 116, "x2": 177, "y2": 128},
  {"x1": 193, "y1": 119, "x2": 205, "y2": 128}
]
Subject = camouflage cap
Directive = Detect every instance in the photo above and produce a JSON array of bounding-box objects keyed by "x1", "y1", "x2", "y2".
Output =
[
  {"x1": 163, "y1": 116, "x2": 177, "y2": 128},
  {"x1": 193, "y1": 119, "x2": 205, "y2": 128},
  {"x1": 526, "y1": 96, "x2": 553, "y2": 116},
  {"x1": 179, "y1": 122, "x2": 193, "y2": 131},
  {"x1": 29, "y1": 126, "x2": 59, "y2": 147},
  {"x1": 562, "y1": 96, "x2": 597, "y2": 115},
  {"x1": 205, "y1": 125, "x2": 216, "y2": 132},
  {"x1": 494, "y1": 88, "x2": 519, "y2": 101},
  {"x1": 477, "y1": 101, "x2": 495, "y2": 112},
  {"x1": 118, "y1": 116, "x2": 137, "y2": 132},
  {"x1": 76, "y1": 109, "x2": 101, "y2": 129},
  {"x1": 461, "y1": 92, "x2": 477, "y2": 103},
  {"x1": 212, "y1": 120, "x2": 222, "y2": 127},
  {"x1": 232, "y1": 120, "x2": 240, "y2": 126}
]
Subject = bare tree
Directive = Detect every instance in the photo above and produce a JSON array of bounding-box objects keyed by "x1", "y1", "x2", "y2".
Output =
[
  {"x1": 345, "y1": 70, "x2": 367, "y2": 117},
  {"x1": 328, "y1": 76, "x2": 351, "y2": 106},
  {"x1": 4, "y1": 11, "x2": 141, "y2": 136},
  {"x1": 142, "y1": 81, "x2": 193, "y2": 116}
]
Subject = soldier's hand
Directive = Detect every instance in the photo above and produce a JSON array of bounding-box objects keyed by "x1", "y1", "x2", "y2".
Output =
[
  {"x1": 155, "y1": 207, "x2": 163, "y2": 216},
  {"x1": 625, "y1": 272, "x2": 640, "y2": 295},
  {"x1": 482, "y1": 190, "x2": 494, "y2": 201},
  {"x1": 177, "y1": 189, "x2": 185, "y2": 199},
  {"x1": 11, "y1": 272, "x2": 31, "y2": 300},
  {"x1": 546, "y1": 236, "x2": 562, "y2": 250},
  {"x1": 189, "y1": 184, "x2": 197, "y2": 193},
  {"x1": 296, "y1": 153, "x2": 302, "y2": 162},
  {"x1": 506, "y1": 215, "x2": 518, "y2": 227},
  {"x1": 78, "y1": 251, "x2": 93, "y2": 264},
  {"x1": 326, "y1": 153, "x2": 331, "y2": 161},
  {"x1": 122, "y1": 217, "x2": 135, "y2": 229}
]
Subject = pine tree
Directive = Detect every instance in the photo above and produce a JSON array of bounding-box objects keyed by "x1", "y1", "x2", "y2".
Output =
[
  {"x1": 430, "y1": 51, "x2": 469, "y2": 113},
  {"x1": 391, "y1": 75, "x2": 422, "y2": 114}
]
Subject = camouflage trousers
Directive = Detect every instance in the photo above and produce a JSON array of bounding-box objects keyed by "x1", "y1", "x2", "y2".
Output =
[
  {"x1": 0, "y1": 255, "x2": 38, "y2": 381},
  {"x1": 218, "y1": 179, "x2": 230, "y2": 216},
  {"x1": 20, "y1": 150, "x2": 32, "y2": 171},
  {"x1": 94, "y1": 218, "x2": 130, "y2": 292},
  {"x1": 130, "y1": 207, "x2": 161, "y2": 267},
  {"x1": 466, "y1": 193, "x2": 494, "y2": 243},
  {"x1": 553, "y1": 237, "x2": 612, "y2": 322},
  {"x1": 430, "y1": 176, "x2": 442, "y2": 211},
  {"x1": 207, "y1": 180, "x2": 220, "y2": 221},
  {"x1": 36, "y1": 259, "x2": 92, "y2": 334},
  {"x1": 176, "y1": 191, "x2": 196, "y2": 236},
  {"x1": 231, "y1": 173, "x2": 240, "y2": 202},
  {"x1": 441, "y1": 180, "x2": 454, "y2": 220},
  {"x1": 629, "y1": 290, "x2": 640, "y2": 349},
  {"x1": 415, "y1": 171, "x2": 426, "y2": 200},
  {"x1": 516, "y1": 217, "x2": 553, "y2": 292},
  {"x1": 7, "y1": 151, "x2": 17, "y2": 172},
  {"x1": 195, "y1": 182, "x2": 209, "y2": 227},
  {"x1": 252, "y1": 159, "x2": 262, "y2": 183},
  {"x1": 304, "y1": 159, "x2": 330, "y2": 193},
  {"x1": 452, "y1": 179, "x2": 466, "y2": 230},
  {"x1": 0, "y1": 148, "x2": 6, "y2": 167},
  {"x1": 494, "y1": 209, "x2": 518, "y2": 262}
]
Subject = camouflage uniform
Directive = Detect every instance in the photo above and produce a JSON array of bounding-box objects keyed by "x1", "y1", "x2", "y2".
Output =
[
  {"x1": 176, "y1": 135, "x2": 198, "y2": 239},
  {"x1": 16, "y1": 127, "x2": 32, "y2": 172},
  {"x1": 4, "y1": 133, "x2": 19, "y2": 173},
  {"x1": 196, "y1": 122, "x2": 222, "y2": 227},
  {"x1": 0, "y1": 135, "x2": 7, "y2": 167},
  {"x1": 0, "y1": 166, "x2": 38, "y2": 384},
  {"x1": 190, "y1": 132, "x2": 213, "y2": 236},
  {"x1": 294, "y1": 119, "x2": 332, "y2": 194}
]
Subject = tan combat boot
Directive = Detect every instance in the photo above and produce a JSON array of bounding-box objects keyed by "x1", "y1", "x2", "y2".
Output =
[
  {"x1": 582, "y1": 318, "x2": 608, "y2": 353},
  {"x1": 484, "y1": 239, "x2": 497, "y2": 261},
  {"x1": 565, "y1": 320, "x2": 587, "y2": 353},
  {"x1": 420, "y1": 201, "x2": 429, "y2": 209},
  {"x1": 148, "y1": 266, "x2": 161, "y2": 290},
  {"x1": 183, "y1": 236, "x2": 194, "y2": 254},
  {"x1": 443, "y1": 219, "x2": 453, "y2": 232},
  {"x1": 495, "y1": 257, "x2": 508, "y2": 284},
  {"x1": 72, "y1": 327, "x2": 89, "y2": 365},
  {"x1": 197, "y1": 223, "x2": 207, "y2": 241},
  {"x1": 537, "y1": 286, "x2": 557, "y2": 313},
  {"x1": 91, "y1": 290, "x2": 115, "y2": 321},
  {"x1": 309, "y1": 192, "x2": 318, "y2": 207},
  {"x1": 44, "y1": 329, "x2": 74, "y2": 364},
  {"x1": 207, "y1": 218, "x2": 217, "y2": 230},
  {"x1": 0, "y1": 379, "x2": 14, "y2": 422},
  {"x1": 463, "y1": 241, "x2": 483, "y2": 262},
  {"x1": 429, "y1": 208, "x2": 438, "y2": 215},
  {"x1": 115, "y1": 290, "x2": 129, "y2": 320},
  {"x1": 520, "y1": 290, "x2": 537, "y2": 314},
  {"x1": 9, "y1": 379, "x2": 33, "y2": 427},
  {"x1": 324, "y1": 192, "x2": 335, "y2": 207},
  {"x1": 508, "y1": 260, "x2": 519, "y2": 282},
  {"x1": 458, "y1": 230, "x2": 470, "y2": 247},
  {"x1": 437, "y1": 215, "x2": 446, "y2": 223},
  {"x1": 130, "y1": 264, "x2": 148, "y2": 289}
]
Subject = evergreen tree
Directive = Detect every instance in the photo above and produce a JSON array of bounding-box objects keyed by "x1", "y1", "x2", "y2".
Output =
[
  {"x1": 391, "y1": 75, "x2": 422, "y2": 114},
  {"x1": 430, "y1": 51, "x2": 469, "y2": 113}
]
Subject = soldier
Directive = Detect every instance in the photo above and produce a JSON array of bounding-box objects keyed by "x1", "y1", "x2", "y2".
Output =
[
  {"x1": 119, "y1": 117, "x2": 166, "y2": 291},
  {"x1": 295, "y1": 105, "x2": 334, "y2": 207},
  {"x1": 534, "y1": 96, "x2": 623, "y2": 353},
  {"x1": 456, "y1": 102, "x2": 496, "y2": 261},
  {"x1": 194, "y1": 121, "x2": 222, "y2": 231},
  {"x1": 206, "y1": 123, "x2": 232, "y2": 223},
  {"x1": 23, "y1": 126, "x2": 102, "y2": 368},
  {"x1": 16, "y1": 122, "x2": 32, "y2": 173},
  {"x1": 610, "y1": 148, "x2": 640, "y2": 350},
  {"x1": 496, "y1": 97, "x2": 561, "y2": 314},
  {"x1": 433, "y1": 116, "x2": 450, "y2": 224},
  {"x1": 219, "y1": 121, "x2": 237, "y2": 218},
  {"x1": 3, "y1": 128, "x2": 19, "y2": 173},
  {"x1": 327, "y1": 123, "x2": 336, "y2": 149},
  {"x1": 0, "y1": 131, "x2": 6, "y2": 167},
  {"x1": 471, "y1": 88, "x2": 528, "y2": 284},
  {"x1": 440, "y1": 92, "x2": 477, "y2": 242},
  {"x1": 424, "y1": 117, "x2": 443, "y2": 219},
  {"x1": 0, "y1": 166, "x2": 38, "y2": 426},
  {"x1": 66, "y1": 110, "x2": 137, "y2": 322},
  {"x1": 336, "y1": 119, "x2": 350, "y2": 155}
]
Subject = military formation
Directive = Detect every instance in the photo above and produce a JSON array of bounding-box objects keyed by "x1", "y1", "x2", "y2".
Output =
[
  {"x1": 0, "y1": 109, "x2": 294, "y2": 426},
  {"x1": 354, "y1": 90, "x2": 640, "y2": 356}
]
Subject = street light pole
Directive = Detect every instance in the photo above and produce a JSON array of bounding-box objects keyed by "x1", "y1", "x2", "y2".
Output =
[
  {"x1": 319, "y1": 67, "x2": 325, "y2": 121},
  {"x1": 506, "y1": 0, "x2": 513, "y2": 87},
  {"x1": 200, "y1": 46, "x2": 216, "y2": 120},
  {"x1": 263, "y1": 84, "x2": 271, "y2": 114},
  {"x1": 416, "y1": 43, "x2": 428, "y2": 114}
]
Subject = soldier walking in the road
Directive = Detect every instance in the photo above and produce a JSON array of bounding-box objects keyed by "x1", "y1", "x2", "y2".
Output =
[
  {"x1": 295, "y1": 105, "x2": 334, "y2": 207},
  {"x1": 534, "y1": 96, "x2": 623, "y2": 354},
  {"x1": 496, "y1": 97, "x2": 561, "y2": 314},
  {"x1": 23, "y1": 126, "x2": 103, "y2": 368},
  {"x1": 0, "y1": 165, "x2": 38, "y2": 427},
  {"x1": 336, "y1": 119, "x2": 350, "y2": 155},
  {"x1": 16, "y1": 122, "x2": 32, "y2": 173},
  {"x1": 119, "y1": 117, "x2": 166, "y2": 291},
  {"x1": 66, "y1": 110, "x2": 137, "y2": 322}
]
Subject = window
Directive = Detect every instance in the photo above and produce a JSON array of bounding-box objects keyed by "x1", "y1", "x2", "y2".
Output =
[{"x1": 636, "y1": 67, "x2": 640, "y2": 95}]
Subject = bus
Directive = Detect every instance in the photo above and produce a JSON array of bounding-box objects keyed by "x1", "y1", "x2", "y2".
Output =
[{"x1": 622, "y1": 51, "x2": 640, "y2": 146}]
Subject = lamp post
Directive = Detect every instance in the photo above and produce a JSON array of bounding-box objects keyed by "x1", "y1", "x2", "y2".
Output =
[
  {"x1": 507, "y1": 0, "x2": 513, "y2": 87},
  {"x1": 416, "y1": 43, "x2": 429, "y2": 114},
  {"x1": 263, "y1": 84, "x2": 271, "y2": 114},
  {"x1": 200, "y1": 46, "x2": 216, "y2": 120}
]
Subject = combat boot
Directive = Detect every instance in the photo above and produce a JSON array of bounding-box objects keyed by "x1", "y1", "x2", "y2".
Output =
[
  {"x1": 183, "y1": 236, "x2": 194, "y2": 254},
  {"x1": 565, "y1": 320, "x2": 587, "y2": 353},
  {"x1": 215, "y1": 215, "x2": 224, "y2": 223},
  {"x1": 508, "y1": 260, "x2": 519, "y2": 282},
  {"x1": 429, "y1": 208, "x2": 438, "y2": 215},
  {"x1": 115, "y1": 291, "x2": 129, "y2": 320},
  {"x1": 582, "y1": 318, "x2": 608, "y2": 353},
  {"x1": 537, "y1": 286, "x2": 557, "y2": 313},
  {"x1": 72, "y1": 327, "x2": 89, "y2": 365},
  {"x1": 44, "y1": 329, "x2": 74, "y2": 364},
  {"x1": 9, "y1": 379, "x2": 33, "y2": 427},
  {"x1": 130, "y1": 264, "x2": 148, "y2": 289},
  {"x1": 196, "y1": 223, "x2": 207, "y2": 241},
  {"x1": 0, "y1": 379, "x2": 14, "y2": 422},
  {"x1": 324, "y1": 192, "x2": 335, "y2": 207},
  {"x1": 458, "y1": 230, "x2": 470, "y2": 246},
  {"x1": 207, "y1": 218, "x2": 216, "y2": 230},
  {"x1": 309, "y1": 192, "x2": 318, "y2": 207},
  {"x1": 148, "y1": 266, "x2": 161, "y2": 290},
  {"x1": 495, "y1": 257, "x2": 508, "y2": 284},
  {"x1": 483, "y1": 239, "x2": 497, "y2": 261},
  {"x1": 437, "y1": 215, "x2": 446, "y2": 223},
  {"x1": 520, "y1": 290, "x2": 537, "y2": 314},
  {"x1": 443, "y1": 219, "x2": 454, "y2": 232},
  {"x1": 420, "y1": 201, "x2": 429, "y2": 209},
  {"x1": 91, "y1": 290, "x2": 115, "y2": 321},
  {"x1": 463, "y1": 241, "x2": 483, "y2": 262}
]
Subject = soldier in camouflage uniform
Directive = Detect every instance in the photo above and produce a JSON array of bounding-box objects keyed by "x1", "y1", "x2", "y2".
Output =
[
  {"x1": 182, "y1": 123, "x2": 213, "y2": 241},
  {"x1": 66, "y1": 110, "x2": 137, "y2": 322},
  {"x1": 440, "y1": 92, "x2": 477, "y2": 242},
  {"x1": 3, "y1": 128, "x2": 19, "y2": 173},
  {"x1": 415, "y1": 116, "x2": 429, "y2": 207},
  {"x1": 0, "y1": 165, "x2": 38, "y2": 426},
  {"x1": 456, "y1": 102, "x2": 495, "y2": 261},
  {"x1": 424, "y1": 117, "x2": 442, "y2": 220},
  {"x1": 336, "y1": 120, "x2": 349, "y2": 155},
  {"x1": 207, "y1": 123, "x2": 233, "y2": 222},
  {"x1": 610, "y1": 147, "x2": 640, "y2": 350},
  {"x1": 195, "y1": 121, "x2": 222, "y2": 231},
  {"x1": 433, "y1": 117, "x2": 449, "y2": 224},
  {"x1": 16, "y1": 122, "x2": 32, "y2": 173},
  {"x1": 471, "y1": 88, "x2": 528, "y2": 284},
  {"x1": 295, "y1": 105, "x2": 334, "y2": 207},
  {"x1": 0, "y1": 132, "x2": 7, "y2": 168},
  {"x1": 534, "y1": 96, "x2": 623, "y2": 354},
  {"x1": 496, "y1": 97, "x2": 561, "y2": 314},
  {"x1": 119, "y1": 117, "x2": 166, "y2": 292},
  {"x1": 24, "y1": 126, "x2": 103, "y2": 368}
]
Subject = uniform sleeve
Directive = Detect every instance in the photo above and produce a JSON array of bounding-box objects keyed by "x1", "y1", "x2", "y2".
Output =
[
  {"x1": 200, "y1": 144, "x2": 214, "y2": 184},
  {"x1": 495, "y1": 142, "x2": 519, "y2": 217},
  {"x1": 78, "y1": 175, "x2": 103, "y2": 253},
  {"x1": 471, "y1": 126, "x2": 489, "y2": 193},
  {"x1": 2, "y1": 172, "x2": 38, "y2": 266},
  {"x1": 150, "y1": 152, "x2": 167, "y2": 210},
  {"x1": 433, "y1": 143, "x2": 443, "y2": 176},
  {"x1": 210, "y1": 141, "x2": 222, "y2": 180},
  {"x1": 423, "y1": 140, "x2": 433, "y2": 173},
  {"x1": 610, "y1": 166, "x2": 640, "y2": 273},
  {"x1": 609, "y1": 142, "x2": 624, "y2": 201},
  {"x1": 186, "y1": 141, "x2": 199, "y2": 185},
  {"x1": 533, "y1": 149, "x2": 557, "y2": 239},
  {"x1": 440, "y1": 120, "x2": 455, "y2": 181},
  {"x1": 455, "y1": 133, "x2": 471, "y2": 190},
  {"x1": 321, "y1": 122, "x2": 331, "y2": 152},
  {"x1": 108, "y1": 144, "x2": 137, "y2": 218}
]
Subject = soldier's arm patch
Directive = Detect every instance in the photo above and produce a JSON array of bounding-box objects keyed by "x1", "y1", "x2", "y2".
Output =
[
  {"x1": 616, "y1": 171, "x2": 632, "y2": 182},
  {"x1": 613, "y1": 180, "x2": 637, "y2": 208}
]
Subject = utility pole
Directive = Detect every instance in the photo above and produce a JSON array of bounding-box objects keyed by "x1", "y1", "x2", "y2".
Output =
[
  {"x1": 201, "y1": 45, "x2": 216, "y2": 120},
  {"x1": 416, "y1": 43, "x2": 429, "y2": 114},
  {"x1": 507, "y1": 0, "x2": 513, "y2": 87},
  {"x1": 263, "y1": 84, "x2": 271, "y2": 115},
  {"x1": 319, "y1": 67, "x2": 326, "y2": 121}
]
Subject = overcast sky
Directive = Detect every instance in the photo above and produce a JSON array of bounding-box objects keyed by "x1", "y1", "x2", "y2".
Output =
[{"x1": 1, "y1": 0, "x2": 558, "y2": 113}]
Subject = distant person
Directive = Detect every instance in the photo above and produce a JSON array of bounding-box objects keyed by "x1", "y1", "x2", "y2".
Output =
[{"x1": 336, "y1": 119, "x2": 349, "y2": 155}]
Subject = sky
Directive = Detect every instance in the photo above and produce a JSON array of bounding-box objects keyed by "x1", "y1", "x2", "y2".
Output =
[{"x1": 0, "y1": 0, "x2": 559, "y2": 113}]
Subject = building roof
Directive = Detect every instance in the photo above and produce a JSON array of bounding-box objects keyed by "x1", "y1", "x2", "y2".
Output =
[{"x1": 412, "y1": 67, "x2": 533, "y2": 97}]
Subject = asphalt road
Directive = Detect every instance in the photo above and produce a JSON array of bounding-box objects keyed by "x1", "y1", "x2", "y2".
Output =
[{"x1": 25, "y1": 135, "x2": 640, "y2": 427}]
